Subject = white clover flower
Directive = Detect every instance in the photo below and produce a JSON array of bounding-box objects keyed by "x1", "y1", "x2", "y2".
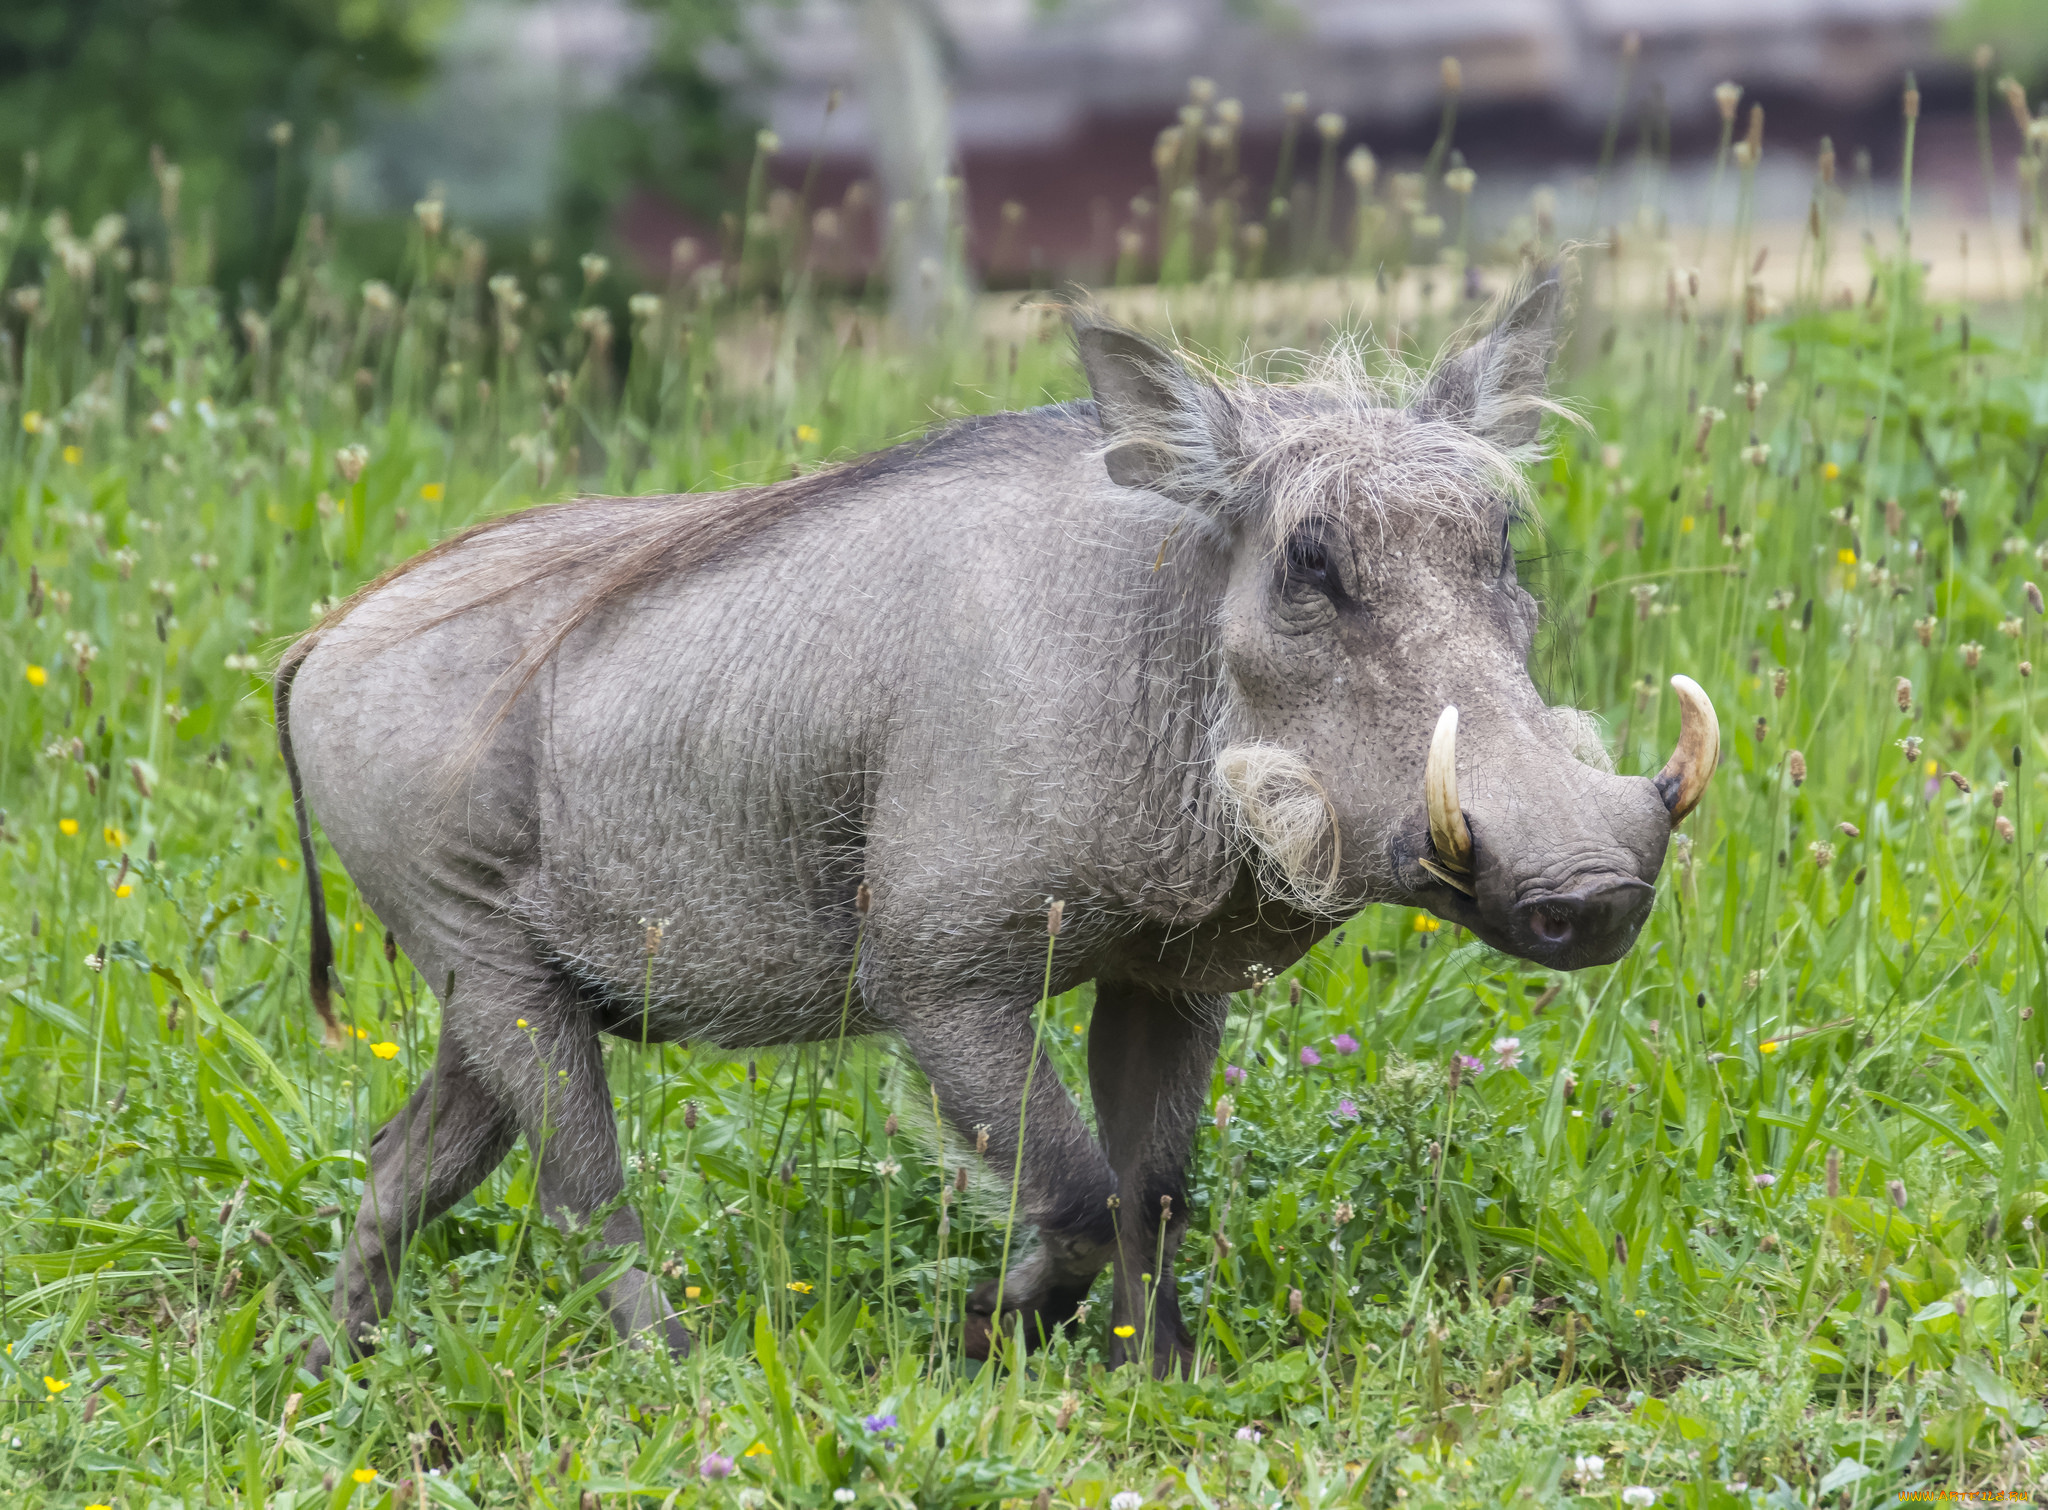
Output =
[
  {"x1": 1111, "y1": 1494, "x2": 1144, "y2": 1510},
  {"x1": 1622, "y1": 1488, "x2": 1656, "y2": 1508}
]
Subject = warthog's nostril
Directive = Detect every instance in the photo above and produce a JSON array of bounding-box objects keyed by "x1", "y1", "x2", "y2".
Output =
[{"x1": 1508, "y1": 878, "x2": 1656, "y2": 966}]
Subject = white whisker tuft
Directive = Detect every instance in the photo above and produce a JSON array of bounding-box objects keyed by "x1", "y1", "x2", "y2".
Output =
[{"x1": 1215, "y1": 742, "x2": 1347, "y2": 913}]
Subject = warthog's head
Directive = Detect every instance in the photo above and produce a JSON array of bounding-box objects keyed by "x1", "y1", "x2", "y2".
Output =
[{"x1": 1076, "y1": 273, "x2": 1716, "y2": 969}]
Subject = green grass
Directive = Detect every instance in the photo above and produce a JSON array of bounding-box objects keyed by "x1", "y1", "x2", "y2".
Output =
[{"x1": 3, "y1": 138, "x2": 2048, "y2": 1510}]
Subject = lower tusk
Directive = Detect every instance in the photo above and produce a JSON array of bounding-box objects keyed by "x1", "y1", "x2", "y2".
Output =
[
  {"x1": 1418, "y1": 856, "x2": 1474, "y2": 897},
  {"x1": 1655, "y1": 675, "x2": 1720, "y2": 825},
  {"x1": 1425, "y1": 705, "x2": 1474, "y2": 875}
]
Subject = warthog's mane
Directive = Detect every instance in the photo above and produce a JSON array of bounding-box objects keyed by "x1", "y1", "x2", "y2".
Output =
[{"x1": 1084, "y1": 325, "x2": 1558, "y2": 575}]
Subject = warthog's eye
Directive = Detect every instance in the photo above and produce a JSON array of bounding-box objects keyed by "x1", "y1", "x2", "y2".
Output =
[{"x1": 1283, "y1": 529, "x2": 1336, "y2": 596}]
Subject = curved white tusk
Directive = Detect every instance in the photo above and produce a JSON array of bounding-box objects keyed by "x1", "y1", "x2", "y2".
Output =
[
  {"x1": 1425, "y1": 705, "x2": 1474, "y2": 877},
  {"x1": 1655, "y1": 675, "x2": 1720, "y2": 825}
]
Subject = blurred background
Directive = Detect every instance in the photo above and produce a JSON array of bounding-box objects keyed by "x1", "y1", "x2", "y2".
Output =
[{"x1": 0, "y1": 0, "x2": 2039, "y2": 319}]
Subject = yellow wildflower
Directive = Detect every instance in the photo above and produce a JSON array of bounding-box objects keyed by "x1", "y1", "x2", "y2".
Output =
[
  {"x1": 1759, "y1": 1041, "x2": 1778, "y2": 1054},
  {"x1": 516, "y1": 1018, "x2": 528, "y2": 1028},
  {"x1": 22, "y1": 411, "x2": 43, "y2": 434},
  {"x1": 1113, "y1": 1324, "x2": 1136, "y2": 1338},
  {"x1": 104, "y1": 825, "x2": 125, "y2": 846},
  {"x1": 1823, "y1": 461, "x2": 1840, "y2": 480},
  {"x1": 1837, "y1": 548, "x2": 1856, "y2": 565},
  {"x1": 787, "y1": 1281, "x2": 813, "y2": 1294},
  {"x1": 62, "y1": 445, "x2": 81, "y2": 466},
  {"x1": 352, "y1": 1467, "x2": 378, "y2": 1484},
  {"x1": 1679, "y1": 515, "x2": 1694, "y2": 534},
  {"x1": 24, "y1": 664, "x2": 46, "y2": 687},
  {"x1": 44, "y1": 1376, "x2": 67, "y2": 1394},
  {"x1": 420, "y1": 482, "x2": 445, "y2": 502},
  {"x1": 370, "y1": 1041, "x2": 399, "y2": 1060},
  {"x1": 685, "y1": 1285, "x2": 702, "y2": 1299},
  {"x1": 796, "y1": 424, "x2": 819, "y2": 444},
  {"x1": 1412, "y1": 914, "x2": 1440, "y2": 933},
  {"x1": 59, "y1": 819, "x2": 79, "y2": 836},
  {"x1": 115, "y1": 884, "x2": 133, "y2": 899},
  {"x1": 745, "y1": 1442, "x2": 772, "y2": 1457},
  {"x1": 1924, "y1": 758, "x2": 1939, "y2": 776}
]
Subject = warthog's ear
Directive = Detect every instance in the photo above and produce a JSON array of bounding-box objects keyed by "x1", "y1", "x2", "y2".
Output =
[
  {"x1": 1072, "y1": 316, "x2": 1229, "y2": 503},
  {"x1": 1413, "y1": 269, "x2": 1564, "y2": 451}
]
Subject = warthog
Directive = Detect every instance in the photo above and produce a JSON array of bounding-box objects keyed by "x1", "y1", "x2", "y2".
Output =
[{"x1": 280, "y1": 272, "x2": 1716, "y2": 1377}]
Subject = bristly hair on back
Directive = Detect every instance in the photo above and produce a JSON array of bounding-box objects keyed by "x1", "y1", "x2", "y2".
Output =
[{"x1": 270, "y1": 417, "x2": 1025, "y2": 783}]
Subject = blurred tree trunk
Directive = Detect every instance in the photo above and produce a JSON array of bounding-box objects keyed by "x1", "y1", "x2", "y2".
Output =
[{"x1": 855, "y1": 0, "x2": 969, "y2": 337}]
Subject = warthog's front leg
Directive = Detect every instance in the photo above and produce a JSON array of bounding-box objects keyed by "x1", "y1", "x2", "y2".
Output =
[
  {"x1": 1088, "y1": 981, "x2": 1226, "y2": 1378},
  {"x1": 893, "y1": 995, "x2": 1118, "y2": 1357}
]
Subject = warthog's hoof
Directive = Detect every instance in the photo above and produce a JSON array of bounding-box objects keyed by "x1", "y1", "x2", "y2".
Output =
[
  {"x1": 962, "y1": 1278, "x2": 1091, "y2": 1359},
  {"x1": 1107, "y1": 1323, "x2": 1196, "y2": 1380},
  {"x1": 654, "y1": 1312, "x2": 693, "y2": 1358}
]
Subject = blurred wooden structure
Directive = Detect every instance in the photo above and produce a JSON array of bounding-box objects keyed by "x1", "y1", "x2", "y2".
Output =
[
  {"x1": 739, "y1": 0, "x2": 1958, "y2": 156},
  {"x1": 710, "y1": 0, "x2": 1963, "y2": 284}
]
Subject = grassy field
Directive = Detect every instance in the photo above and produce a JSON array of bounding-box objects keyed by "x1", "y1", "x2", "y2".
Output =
[{"x1": 4, "y1": 105, "x2": 2048, "y2": 1509}]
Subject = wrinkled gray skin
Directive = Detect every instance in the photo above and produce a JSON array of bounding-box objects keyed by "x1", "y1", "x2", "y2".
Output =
[{"x1": 282, "y1": 275, "x2": 1674, "y2": 1380}]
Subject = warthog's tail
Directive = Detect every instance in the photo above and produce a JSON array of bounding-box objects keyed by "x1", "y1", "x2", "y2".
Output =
[{"x1": 274, "y1": 640, "x2": 343, "y2": 1048}]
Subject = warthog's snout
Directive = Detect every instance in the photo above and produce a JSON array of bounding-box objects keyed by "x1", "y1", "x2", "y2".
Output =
[
  {"x1": 1507, "y1": 877, "x2": 1657, "y2": 968},
  {"x1": 1406, "y1": 677, "x2": 1720, "y2": 969}
]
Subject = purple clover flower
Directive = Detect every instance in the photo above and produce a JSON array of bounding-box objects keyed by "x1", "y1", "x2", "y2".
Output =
[
  {"x1": 1223, "y1": 1064, "x2": 1246, "y2": 1086},
  {"x1": 1299, "y1": 1046, "x2": 1322, "y2": 1067},
  {"x1": 1336, "y1": 1097, "x2": 1360, "y2": 1120},
  {"x1": 700, "y1": 1454, "x2": 736, "y2": 1480},
  {"x1": 863, "y1": 1413, "x2": 897, "y2": 1434},
  {"x1": 1331, "y1": 1033, "x2": 1360, "y2": 1054},
  {"x1": 1456, "y1": 1054, "x2": 1484, "y2": 1076}
]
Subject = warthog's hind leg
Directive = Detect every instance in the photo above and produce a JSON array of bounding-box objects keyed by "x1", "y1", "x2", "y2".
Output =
[
  {"x1": 306, "y1": 968, "x2": 686, "y2": 1378},
  {"x1": 307, "y1": 1040, "x2": 516, "y2": 1378},
  {"x1": 472, "y1": 984, "x2": 691, "y2": 1357}
]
